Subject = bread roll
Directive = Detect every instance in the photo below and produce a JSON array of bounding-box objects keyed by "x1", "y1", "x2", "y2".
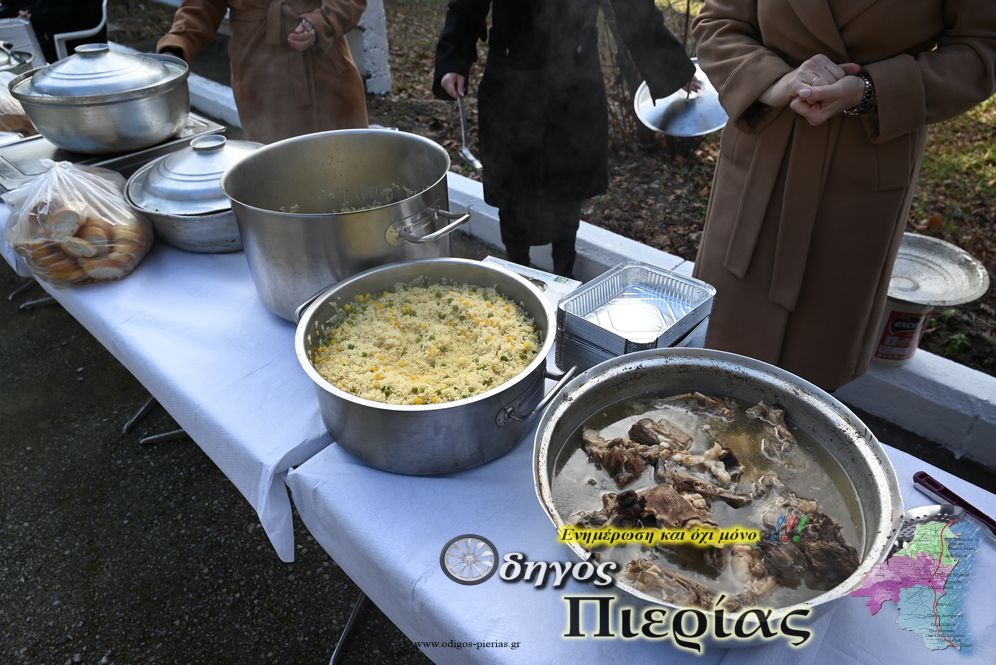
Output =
[
  {"x1": 19, "y1": 241, "x2": 66, "y2": 267},
  {"x1": 79, "y1": 253, "x2": 131, "y2": 280},
  {"x1": 76, "y1": 218, "x2": 112, "y2": 257},
  {"x1": 111, "y1": 221, "x2": 152, "y2": 246},
  {"x1": 42, "y1": 258, "x2": 87, "y2": 284},
  {"x1": 59, "y1": 236, "x2": 99, "y2": 258},
  {"x1": 46, "y1": 206, "x2": 84, "y2": 237}
]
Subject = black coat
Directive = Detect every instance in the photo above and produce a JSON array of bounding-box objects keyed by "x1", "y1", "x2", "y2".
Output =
[{"x1": 434, "y1": 0, "x2": 694, "y2": 215}]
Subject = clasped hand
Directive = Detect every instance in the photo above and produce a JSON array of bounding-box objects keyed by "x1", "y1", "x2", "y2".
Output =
[
  {"x1": 288, "y1": 18, "x2": 316, "y2": 52},
  {"x1": 761, "y1": 54, "x2": 866, "y2": 126}
]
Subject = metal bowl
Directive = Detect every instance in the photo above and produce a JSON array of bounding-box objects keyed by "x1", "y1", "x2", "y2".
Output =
[
  {"x1": 9, "y1": 44, "x2": 189, "y2": 154},
  {"x1": 296, "y1": 258, "x2": 559, "y2": 475},
  {"x1": 534, "y1": 348, "x2": 903, "y2": 629},
  {"x1": 126, "y1": 135, "x2": 262, "y2": 253}
]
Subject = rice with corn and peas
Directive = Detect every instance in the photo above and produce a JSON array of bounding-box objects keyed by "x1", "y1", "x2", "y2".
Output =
[{"x1": 312, "y1": 280, "x2": 540, "y2": 405}]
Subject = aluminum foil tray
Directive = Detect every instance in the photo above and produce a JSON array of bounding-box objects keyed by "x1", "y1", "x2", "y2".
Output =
[
  {"x1": 557, "y1": 262, "x2": 715, "y2": 357},
  {"x1": 556, "y1": 330, "x2": 616, "y2": 373},
  {"x1": 556, "y1": 300, "x2": 713, "y2": 372}
]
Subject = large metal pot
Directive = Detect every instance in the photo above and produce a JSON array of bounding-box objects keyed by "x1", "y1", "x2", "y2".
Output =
[
  {"x1": 296, "y1": 258, "x2": 567, "y2": 475},
  {"x1": 9, "y1": 44, "x2": 189, "y2": 154},
  {"x1": 222, "y1": 129, "x2": 470, "y2": 321},
  {"x1": 125, "y1": 135, "x2": 262, "y2": 253},
  {"x1": 534, "y1": 348, "x2": 903, "y2": 629}
]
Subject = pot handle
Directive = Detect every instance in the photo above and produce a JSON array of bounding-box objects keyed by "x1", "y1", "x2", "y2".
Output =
[
  {"x1": 497, "y1": 366, "x2": 577, "y2": 426},
  {"x1": 397, "y1": 209, "x2": 471, "y2": 244}
]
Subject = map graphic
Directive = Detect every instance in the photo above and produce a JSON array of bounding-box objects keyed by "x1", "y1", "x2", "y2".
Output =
[{"x1": 851, "y1": 514, "x2": 984, "y2": 651}]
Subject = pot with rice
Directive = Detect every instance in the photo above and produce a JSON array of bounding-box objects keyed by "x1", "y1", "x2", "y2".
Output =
[{"x1": 296, "y1": 258, "x2": 570, "y2": 475}]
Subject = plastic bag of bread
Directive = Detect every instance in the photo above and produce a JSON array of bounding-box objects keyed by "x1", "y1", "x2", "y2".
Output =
[
  {"x1": 0, "y1": 71, "x2": 36, "y2": 135},
  {"x1": 3, "y1": 160, "x2": 153, "y2": 285}
]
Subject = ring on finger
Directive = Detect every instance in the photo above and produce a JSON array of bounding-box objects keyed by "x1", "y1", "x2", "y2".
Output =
[{"x1": 810, "y1": 75, "x2": 819, "y2": 86}]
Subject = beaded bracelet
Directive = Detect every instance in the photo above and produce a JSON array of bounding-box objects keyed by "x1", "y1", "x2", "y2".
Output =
[{"x1": 843, "y1": 72, "x2": 876, "y2": 116}]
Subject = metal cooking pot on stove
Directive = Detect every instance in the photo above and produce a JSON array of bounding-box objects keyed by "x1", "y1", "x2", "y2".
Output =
[
  {"x1": 534, "y1": 348, "x2": 903, "y2": 637},
  {"x1": 221, "y1": 129, "x2": 471, "y2": 321},
  {"x1": 125, "y1": 135, "x2": 262, "y2": 253},
  {"x1": 296, "y1": 258, "x2": 573, "y2": 475},
  {"x1": 9, "y1": 44, "x2": 189, "y2": 154}
]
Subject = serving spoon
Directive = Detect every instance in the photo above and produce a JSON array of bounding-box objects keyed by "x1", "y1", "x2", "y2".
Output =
[{"x1": 456, "y1": 96, "x2": 483, "y2": 171}]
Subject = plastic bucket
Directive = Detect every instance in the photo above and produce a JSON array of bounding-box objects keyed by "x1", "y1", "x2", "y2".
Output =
[{"x1": 872, "y1": 298, "x2": 933, "y2": 366}]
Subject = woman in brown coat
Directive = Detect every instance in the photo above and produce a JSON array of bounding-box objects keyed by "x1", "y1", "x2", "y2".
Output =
[
  {"x1": 158, "y1": 0, "x2": 368, "y2": 143},
  {"x1": 691, "y1": 0, "x2": 996, "y2": 390}
]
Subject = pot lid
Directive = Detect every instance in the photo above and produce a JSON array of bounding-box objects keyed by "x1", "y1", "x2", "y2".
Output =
[
  {"x1": 888, "y1": 233, "x2": 989, "y2": 306},
  {"x1": 127, "y1": 135, "x2": 263, "y2": 215},
  {"x1": 26, "y1": 44, "x2": 180, "y2": 97},
  {"x1": 634, "y1": 59, "x2": 728, "y2": 137}
]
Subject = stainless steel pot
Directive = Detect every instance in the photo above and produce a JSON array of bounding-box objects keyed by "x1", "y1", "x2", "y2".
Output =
[
  {"x1": 296, "y1": 258, "x2": 569, "y2": 475},
  {"x1": 125, "y1": 135, "x2": 262, "y2": 253},
  {"x1": 9, "y1": 44, "x2": 189, "y2": 154},
  {"x1": 221, "y1": 129, "x2": 470, "y2": 321},
  {"x1": 534, "y1": 348, "x2": 903, "y2": 629}
]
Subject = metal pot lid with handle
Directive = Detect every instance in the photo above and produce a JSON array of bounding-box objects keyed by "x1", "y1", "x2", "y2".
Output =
[
  {"x1": 18, "y1": 43, "x2": 184, "y2": 99},
  {"x1": 634, "y1": 59, "x2": 728, "y2": 138},
  {"x1": 888, "y1": 232, "x2": 989, "y2": 307},
  {"x1": 127, "y1": 135, "x2": 263, "y2": 216}
]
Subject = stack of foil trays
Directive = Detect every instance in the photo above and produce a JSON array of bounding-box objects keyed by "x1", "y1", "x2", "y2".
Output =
[{"x1": 556, "y1": 262, "x2": 716, "y2": 372}]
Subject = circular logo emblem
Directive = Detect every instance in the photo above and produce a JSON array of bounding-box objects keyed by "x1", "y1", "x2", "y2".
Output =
[{"x1": 439, "y1": 534, "x2": 498, "y2": 585}]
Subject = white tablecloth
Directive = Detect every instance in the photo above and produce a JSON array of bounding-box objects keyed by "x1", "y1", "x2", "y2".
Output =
[
  {"x1": 2, "y1": 207, "x2": 331, "y2": 561},
  {"x1": 286, "y1": 420, "x2": 996, "y2": 664}
]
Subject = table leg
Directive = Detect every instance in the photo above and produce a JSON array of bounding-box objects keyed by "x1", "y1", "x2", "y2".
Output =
[
  {"x1": 123, "y1": 394, "x2": 189, "y2": 446},
  {"x1": 139, "y1": 428, "x2": 188, "y2": 446},
  {"x1": 18, "y1": 295, "x2": 57, "y2": 311},
  {"x1": 122, "y1": 395, "x2": 157, "y2": 434},
  {"x1": 7, "y1": 278, "x2": 37, "y2": 301},
  {"x1": 329, "y1": 590, "x2": 367, "y2": 665}
]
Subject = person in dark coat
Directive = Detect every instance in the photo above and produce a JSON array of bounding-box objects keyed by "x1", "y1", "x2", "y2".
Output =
[
  {"x1": 16, "y1": 0, "x2": 106, "y2": 62},
  {"x1": 433, "y1": 0, "x2": 695, "y2": 277}
]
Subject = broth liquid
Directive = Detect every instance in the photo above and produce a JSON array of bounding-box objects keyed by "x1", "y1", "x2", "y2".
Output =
[{"x1": 551, "y1": 394, "x2": 866, "y2": 608}]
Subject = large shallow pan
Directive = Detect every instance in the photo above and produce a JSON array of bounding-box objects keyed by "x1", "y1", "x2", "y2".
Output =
[
  {"x1": 296, "y1": 258, "x2": 570, "y2": 475},
  {"x1": 534, "y1": 348, "x2": 903, "y2": 630},
  {"x1": 222, "y1": 129, "x2": 469, "y2": 321}
]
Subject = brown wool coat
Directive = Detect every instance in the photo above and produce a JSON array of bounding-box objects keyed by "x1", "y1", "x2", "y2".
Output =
[
  {"x1": 159, "y1": 0, "x2": 368, "y2": 144},
  {"x1": 691, "y1": 0, "x2": 996, "y2": 390}
]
